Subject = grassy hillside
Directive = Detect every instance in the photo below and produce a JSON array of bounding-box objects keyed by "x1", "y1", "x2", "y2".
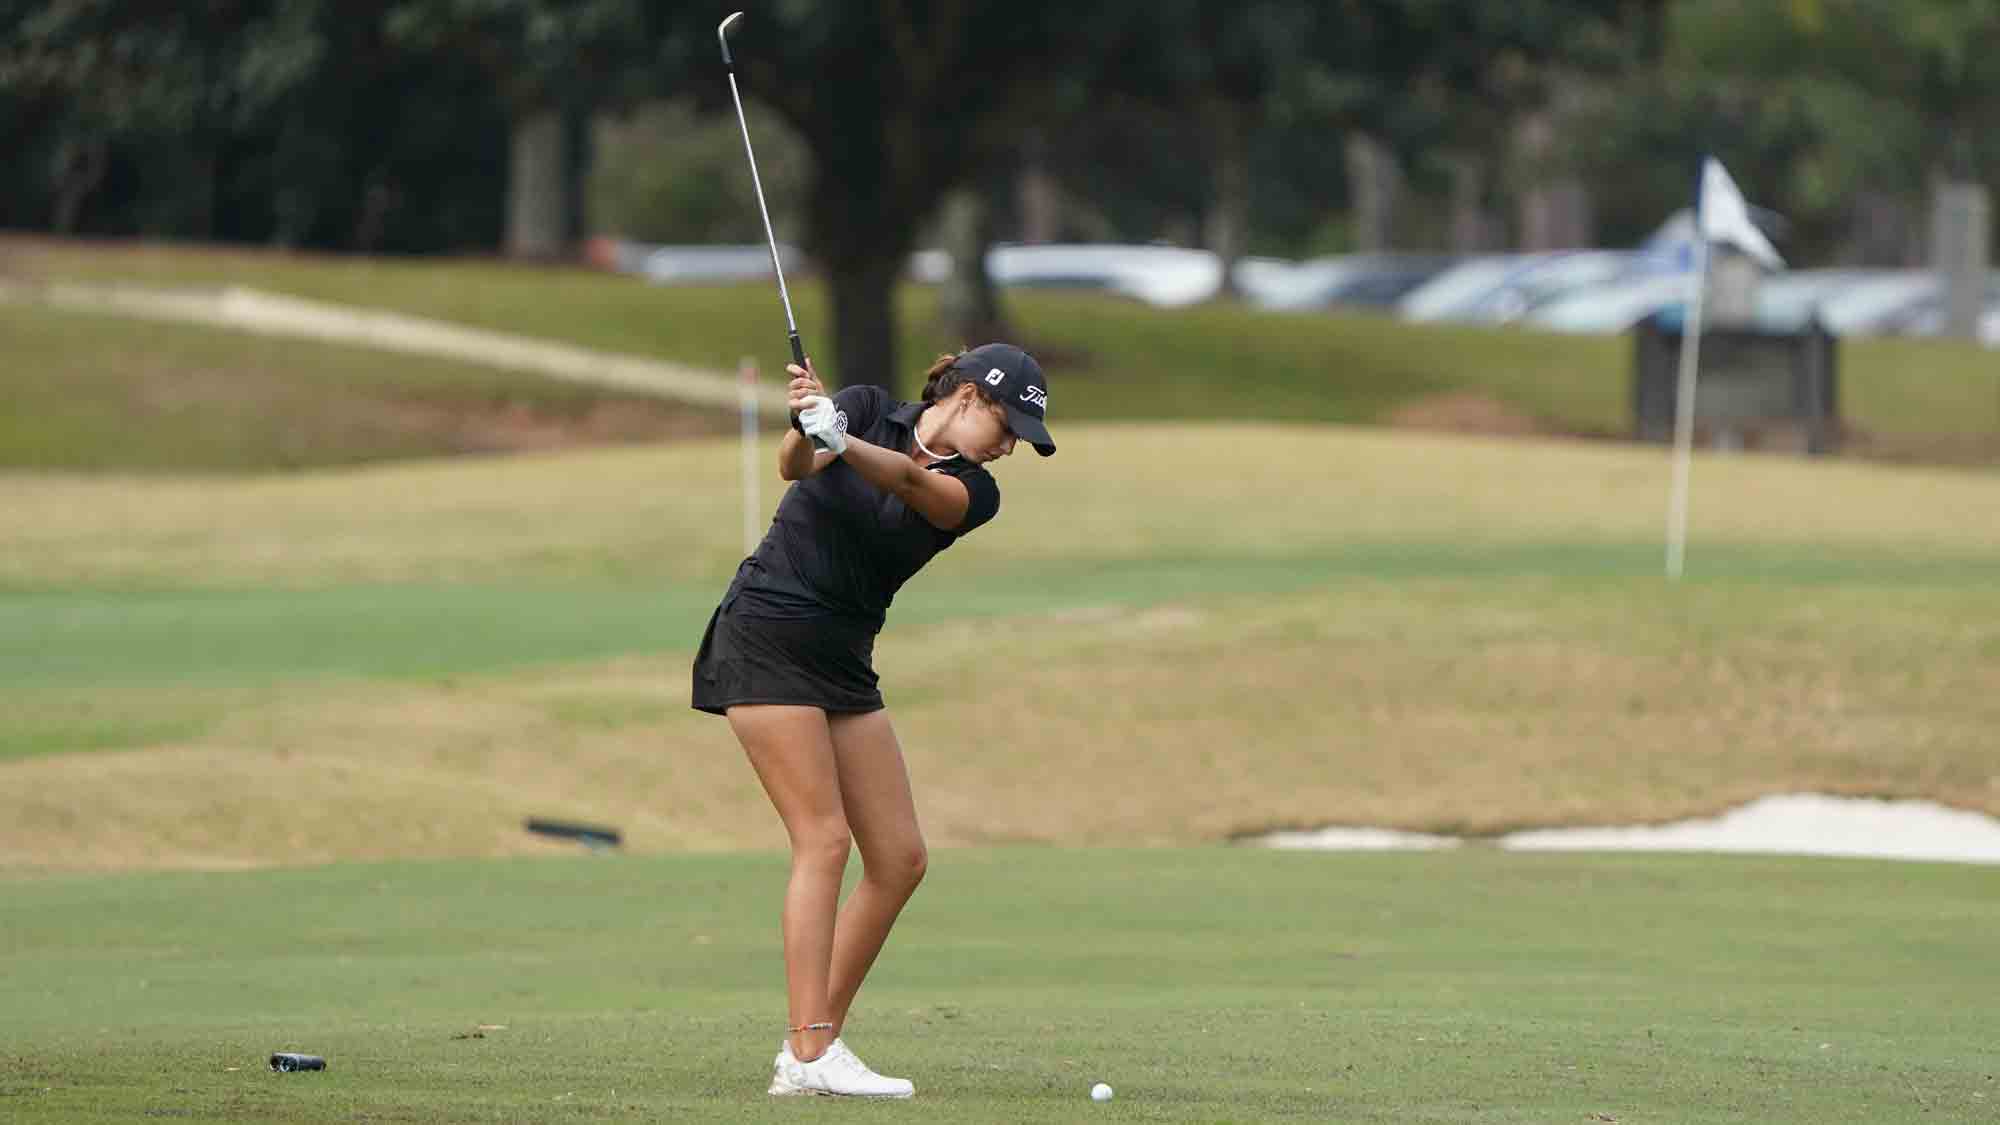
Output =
[
  {"x1": 4, "y1": 426, "x2": 1996, "y2": 867},
  {"x1": 6, "y1": 236, "x2": 1997, "y2": 471},
  {"x1": 0, "y1": 301, "x2": 728, "y2": 472}
]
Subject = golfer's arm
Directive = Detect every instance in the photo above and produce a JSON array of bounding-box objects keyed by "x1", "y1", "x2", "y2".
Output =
[
  {"x1": 837, "y1": 436, "x2": 969, "y2": 529},
  {"x1": 777, "y1": 429, "x2": 836, "y2": 480}
]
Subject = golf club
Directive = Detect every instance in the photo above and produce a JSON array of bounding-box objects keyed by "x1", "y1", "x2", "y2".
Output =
[{"x1": 717, "y1": 11, "x2": 830, "y2": 450}]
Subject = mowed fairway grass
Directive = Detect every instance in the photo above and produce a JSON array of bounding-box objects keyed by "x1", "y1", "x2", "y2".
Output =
[{"x1": 2, "y1": 848, "x2": 1996, "y2": 1124}]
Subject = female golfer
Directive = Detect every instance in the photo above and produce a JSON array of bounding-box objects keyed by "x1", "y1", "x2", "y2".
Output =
[{"x1": 692, "y1": 343, "x2": 1055, "y2": 1098}]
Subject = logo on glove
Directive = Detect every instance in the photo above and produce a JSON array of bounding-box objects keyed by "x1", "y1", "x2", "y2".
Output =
[{"x1": 797, "y1": 395, "x2": 850, "y2": 454}]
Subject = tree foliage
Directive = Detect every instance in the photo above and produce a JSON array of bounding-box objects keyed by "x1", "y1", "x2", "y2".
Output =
[
  {"x1": 1572, "y1": 0, "x2": 2000, "y2": 258},
  {"x1": 4, "y1": 0, "x2": 1997, "y2": 281}
]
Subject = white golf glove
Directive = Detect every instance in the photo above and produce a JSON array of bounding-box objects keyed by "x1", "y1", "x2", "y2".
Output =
[{"x1": 797, "y1": 394, "x2": 848, "y2": 455}]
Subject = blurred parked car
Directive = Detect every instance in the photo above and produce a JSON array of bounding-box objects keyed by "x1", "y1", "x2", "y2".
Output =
[
  {"x1": 1233, "y1": 254, "x2": 1455, "y2": 312},
  {"x1": 1398, "y1": 250, "x2": 1649, "y2": 323},
  {"x1": 1811, "y1": 271, "x2": 1949, "y2": 336},
  {"x1": 587, "y1": 242, "x2": 809, "y2": 284},
  {"x1": 1874, "y1": 283, "x2": 2000, "y2": 343},
  {"x1": 905, "y1": 247, "x2": 951, "y2": 283},
  {"x1": 1454, "y1": 251, "x2": 1643, "y2": 323},
  {"x1": 1748, "y1": 269, "x2": 1877, "y2": 331},
  {"x1": 982, "y1": 243, "x2": 1223, "y2": 307},
  {"x1": 1523, "y1": 271, "x2": 1695, "y2": 333},
  {"x1": 1397, "y1": 253, "x2": 1534, "y2": 321}
]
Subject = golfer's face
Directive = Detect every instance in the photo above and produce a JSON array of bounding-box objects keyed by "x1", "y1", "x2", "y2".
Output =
[{"x1": 959, "y1": 396, "x2": 1018, "y2": 463}]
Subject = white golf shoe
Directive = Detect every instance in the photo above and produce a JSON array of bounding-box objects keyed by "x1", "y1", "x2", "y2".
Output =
[{"x1": 768, "y1": 1037, "x2": 915, "y2": 1098}]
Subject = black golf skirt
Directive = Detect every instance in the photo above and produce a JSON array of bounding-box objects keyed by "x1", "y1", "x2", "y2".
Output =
[{"x1": 690, "y1": 602, "x2": 884, "y2": 716}]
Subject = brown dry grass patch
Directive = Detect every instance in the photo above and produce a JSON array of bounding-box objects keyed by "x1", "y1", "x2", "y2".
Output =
[
  {"x1": 6, "y1": 424, "x2": 1999, "y2": 590},
  {"x1": 5, "y1": 582, "x2": 1996, "y2": 872}
]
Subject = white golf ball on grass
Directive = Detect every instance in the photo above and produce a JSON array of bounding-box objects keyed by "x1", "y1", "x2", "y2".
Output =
[{"x1": 1090, "y1": 1081, "x2": 1114, "y2": 1102}]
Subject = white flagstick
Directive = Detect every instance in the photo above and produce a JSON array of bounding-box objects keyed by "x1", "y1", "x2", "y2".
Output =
[
  {"x1": 1665, "y1": 233, "x2": 1710, "y2": 581},
  {"x1": 740, "y1": 356, "x2": 761, "y2": 557}
]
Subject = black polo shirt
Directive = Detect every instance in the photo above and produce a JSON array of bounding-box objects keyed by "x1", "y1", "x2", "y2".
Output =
[{"x1": 729, "y1": 385, "x2": 1002, "y2": 627}]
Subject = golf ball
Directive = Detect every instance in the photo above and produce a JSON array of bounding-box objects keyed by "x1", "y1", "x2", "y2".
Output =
[{"x1": 1091, "y1": 1082, "x2": 1114, "y2": 1102}]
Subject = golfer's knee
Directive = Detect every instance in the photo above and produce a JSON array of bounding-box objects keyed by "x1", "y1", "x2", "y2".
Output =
[
  {"x1": 869, "y1": 840, "x2": 927, "y2": 894},
  {"x1": 791, "y1": 819, "x2": 851, "y2": 870}
]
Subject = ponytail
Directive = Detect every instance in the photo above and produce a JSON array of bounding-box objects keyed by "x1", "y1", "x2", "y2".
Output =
[
  {"x1": 920, "y1": 351, "x2": 964, "y2": 403},
  {"x1": 920, "y1": 348, "x2": 1001, "y2": 406}
]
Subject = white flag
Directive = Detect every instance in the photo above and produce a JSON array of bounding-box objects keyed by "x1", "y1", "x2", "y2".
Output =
[{"x1": 1699, "y1": 157, "x2": 1784, "y2": 269}]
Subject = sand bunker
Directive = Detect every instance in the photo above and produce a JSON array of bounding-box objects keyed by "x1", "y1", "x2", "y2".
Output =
[{"x1": 1261, "y1": 793, "x2": 2000, "y2": 865}]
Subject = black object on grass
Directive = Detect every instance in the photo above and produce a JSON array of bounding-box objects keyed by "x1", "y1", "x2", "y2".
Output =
[
  {"x1": 525, "y1": 818, "x2": 623, "y2": 850},
  {"x1": 270, "y1": 1053, "x2": 326, "y2": 1072}
]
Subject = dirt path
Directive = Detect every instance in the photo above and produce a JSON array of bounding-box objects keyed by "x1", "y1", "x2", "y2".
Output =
[{"x1": 0, "y1": 280, "x2": 789, "y2": 413}]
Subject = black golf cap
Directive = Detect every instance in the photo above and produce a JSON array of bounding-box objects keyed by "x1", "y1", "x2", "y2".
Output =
[{"x1": 951, "y1": 343, "x2": 1055, "y2": 456}]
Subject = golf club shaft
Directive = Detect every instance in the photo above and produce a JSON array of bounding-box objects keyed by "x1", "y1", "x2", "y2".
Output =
[{"x1": 723, "y1": 71, "x2": 805, "y2": 370}]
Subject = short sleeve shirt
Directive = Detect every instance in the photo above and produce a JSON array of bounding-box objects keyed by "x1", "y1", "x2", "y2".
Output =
[{"x1": 729, "y1": 385, "x2": 1002, "y2": 627}]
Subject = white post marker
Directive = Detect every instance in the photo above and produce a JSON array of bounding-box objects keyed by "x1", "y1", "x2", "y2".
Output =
[
  {"x1": 1665, "y1": 157, "x2": 1785, "y2": 580},
  {"x1": 1664, "y1": 234, "x2": 1709, "y2": 582},
  {"x1": 740, "y1": 356, "x2": 761, "y2": 557}
]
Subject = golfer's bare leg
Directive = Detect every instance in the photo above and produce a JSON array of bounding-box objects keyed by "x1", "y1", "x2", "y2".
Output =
[
  {"x1": 729, "y1": 704, "x2": 847, "y2": 1064},
  {"x1": 824, "y1": 709, "x2": 928, "y2": 1036}
]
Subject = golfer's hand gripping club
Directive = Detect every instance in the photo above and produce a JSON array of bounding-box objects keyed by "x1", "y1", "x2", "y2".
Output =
[
  {"x1": 797, "y1": 395, "x2": 847, "y2": 456},
  {"x1": 787, "y1": 362, "x2": 840, "y2": 454}
]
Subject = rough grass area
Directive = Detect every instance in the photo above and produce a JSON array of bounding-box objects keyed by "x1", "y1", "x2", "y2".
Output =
[
  {"x1": 4, "y1": 577, "x2": 1997, "y2": 870},
  {"x1": 0, "y1": 849, "x2": 1994, "y2": 1123},
  {"x1": 0, "y1": 302, "x2": 727, "y2": 471},
  {"x1": 7, "y1": 235, "x2": 1998, "y2": 464},
  {"x1": 6, "y1": 424, "x2": 1997, "y2": 591},
  {"x1": 3, "y1": 426, "x2": 1997, "y2": 868}
]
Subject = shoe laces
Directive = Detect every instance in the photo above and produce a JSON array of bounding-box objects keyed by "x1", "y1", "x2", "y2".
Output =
[{"x1": 820, "y1": 1040, "x2": 874, "y2": 1080}]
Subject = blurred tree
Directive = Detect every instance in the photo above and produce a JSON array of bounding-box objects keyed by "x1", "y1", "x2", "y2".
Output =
[
  {"x1": 1318, "y1": 0, "x2": 1639, "y2": 252},
  {"x1": 1163, "y1": 1, "x2": 1318, "y2": 292},
  {"x1": 386, "y1": 0, "x2": 660, "y2": 258},
  {"x1": 0, "y1": 0, "x2": 508, "y2": 250},
  {"x1": 1573, "y1": 0, "x2": 2000, "y2": 263},
  {"x1": 1037, "y1": 2, "x2": 1359, "y2": 275},
  {"x1": 588, "y1": 97, "x2": 808, "y2": 245},
  {"x1": 0, "y1": 0, "x2": 323, "y2": 237},
  {"x1": 665, "y1": 2, "x2": 1101, "y2": 390},
  {"x1": 1032, "y1": 0, "x2": 1636, "y2": 259}
]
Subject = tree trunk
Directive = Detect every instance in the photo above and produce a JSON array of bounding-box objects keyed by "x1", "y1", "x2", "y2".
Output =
[
  {"x1": 937, "y1": 185, "x2": 1007, "y2": 346},
  {"x1": 194, "y1": 149, "x2": 218, "y2": 240},
  {"x1": 828, "y1": 251, "x2": 902, "y2": 392},
  {"x1": 1017, "y1": 129, "x2": 1061, "y2": 243},
  {"x1": 506, "y1": 108, "x2": 567, "y2": 259},
  {"x1": 1841, "y1": 190, "x2": 1920, "y2": 266},
  {"x1": 51, "y1": 137, "x2": 108, "y2": 234},
  {"x1": 1930, "y1": 179, "x2": 1991, "y2": 340},
  {"x1": 1203, "y1": 101, "x2": 1249, "y2": 298},
  {"x1": 1343, "y1": 133, "x2": 1402, "y2": 252},
  {"x1": 1445, "y1": 155, "x2": 1497, "y2": 254},
  {"x1": 563, "y1": 102, "x2": 592, "y2": 246},
  {"x1": 1514, "y1": 111, "x2": 1594, "y2": 250}
]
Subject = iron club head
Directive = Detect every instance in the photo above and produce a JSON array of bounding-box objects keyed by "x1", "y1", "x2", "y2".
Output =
[{"x1": 717, "y1": 11, "x2": 744, "y2": 66}]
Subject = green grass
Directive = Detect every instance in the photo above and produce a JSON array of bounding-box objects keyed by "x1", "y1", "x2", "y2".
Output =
[
  {"x1": 3, "y1": 242, "x2": 1997, "y2": 1122},
  {"x1": 2, "y1": 425, "x2": 1997, "y2": 860},
  {"x1": 8, "y1": 236, "x2": 1998, "y2": 471},
  {"x1": 0, "y1": 302, "x2": 724, "y2": 472},
  {"x1": 0, "y1": 848, "x2": 1994, "y2": 1123},
  {"x1": 9, "y1": 546, "x2": 1992, "y2": 695}
]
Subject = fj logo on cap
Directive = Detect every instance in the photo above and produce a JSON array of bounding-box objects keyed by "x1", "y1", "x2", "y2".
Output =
[
  {"x1": 985, "y1": 368, "x2": 1006, "y2": 386},
  {"x1": 1020, "y1": 386, "x2": 1048, "y2": 409}
]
